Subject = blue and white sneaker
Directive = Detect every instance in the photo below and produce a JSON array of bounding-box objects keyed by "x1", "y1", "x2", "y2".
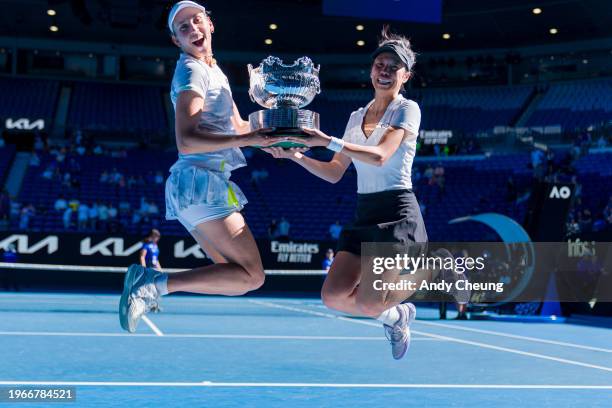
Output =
[
  {"x1": 119, "y1": 264, "x2": 162, "y2": 333},
  {"x1": 384, "y1": 303, "x2": 417, "y2": 360}
]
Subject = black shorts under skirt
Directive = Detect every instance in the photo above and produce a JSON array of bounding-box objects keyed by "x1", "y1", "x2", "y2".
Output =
[{"x1": 337, "y1": 189, "x2": 428, "y2": 256}]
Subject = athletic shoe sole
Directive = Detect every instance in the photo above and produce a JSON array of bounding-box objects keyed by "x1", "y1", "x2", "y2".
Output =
[
  {"x1": 119, "y1": 264, "x2": 140, "y2": 332},
  {"x1": 394, "y1": 303, "x2": 417, "y2": 360}
]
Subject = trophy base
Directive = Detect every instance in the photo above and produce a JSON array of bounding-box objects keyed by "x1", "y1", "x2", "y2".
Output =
[{"x1": 249, "y1": 108, "x2": 319, "y2": 148}]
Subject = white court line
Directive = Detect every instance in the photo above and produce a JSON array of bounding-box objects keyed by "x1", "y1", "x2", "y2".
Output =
[
  {"x1": 0, "y1": 381, "x2": 611, "y2": 389},
  {"x1": 249, "y1": 300, "x2": 612, "y2": 373},
  {"x1": 141, "y1": 316, "x2": 163, "y2": 337},
  {"x1": 0, "y1": 331, "x2": 441, "y2": 341},
  {"x1": 414, "y1": 320, "x2": 612, "y2": 353}
]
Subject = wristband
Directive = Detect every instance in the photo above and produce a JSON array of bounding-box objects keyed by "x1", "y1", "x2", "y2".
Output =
[{"x1": 327, "y1": 137, "x2": 345, "y2": 153}]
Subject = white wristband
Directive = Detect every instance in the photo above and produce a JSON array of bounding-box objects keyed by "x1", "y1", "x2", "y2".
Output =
[{"x1": 327, "y1": 137, "x2": 345, "y2": 153}]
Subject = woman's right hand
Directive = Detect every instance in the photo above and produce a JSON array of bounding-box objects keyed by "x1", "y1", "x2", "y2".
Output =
[
  {"x1": 241, "y1": 128, "x2": 279, "y2": 147},
  {"x1": 262, "y1": 146, "x2": 309, "y2": 160}
]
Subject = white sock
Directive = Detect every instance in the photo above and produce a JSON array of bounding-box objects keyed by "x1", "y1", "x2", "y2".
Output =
[
  {"x1": 377, "y1": 306, "x2": 401, "y2": 326},
  {"x1": 154, "y1": 273, "x2": 169, "y2": 296}
]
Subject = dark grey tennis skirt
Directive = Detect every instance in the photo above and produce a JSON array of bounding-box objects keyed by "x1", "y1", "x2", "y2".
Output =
[{"x1": 338, "y1": 189, "x2": 428, "y2": 256}]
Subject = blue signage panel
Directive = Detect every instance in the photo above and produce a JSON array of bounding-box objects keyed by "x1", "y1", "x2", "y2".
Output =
[{"x1": 323, "y1": 0, "x2": 442, "y2": 24}]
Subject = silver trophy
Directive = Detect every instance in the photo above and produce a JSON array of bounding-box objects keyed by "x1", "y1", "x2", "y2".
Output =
[{"x1": 248, "y1": 56, "x2": 321, "y2": 147}]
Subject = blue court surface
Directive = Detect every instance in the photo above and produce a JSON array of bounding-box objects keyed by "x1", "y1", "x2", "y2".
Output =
[{"x1": 0, "y1": 293, "x2": 611, "y2": 407}]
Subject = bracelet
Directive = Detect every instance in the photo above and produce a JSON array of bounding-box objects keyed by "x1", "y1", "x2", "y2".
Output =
[{"x1": 327, "y1": 137, "x2": 345, "y2": 153}]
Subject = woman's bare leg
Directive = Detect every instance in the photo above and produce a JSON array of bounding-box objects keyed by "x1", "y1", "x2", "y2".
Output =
[
  {"x1": 167, "y1": 212, "x2": 265, "y2": 296},
  {"x1": 320, "y1": 251, "x2": 367, "y2": 316},
  {"x1": 355, "y1": 263, "x2": 432, "y2": 318}
]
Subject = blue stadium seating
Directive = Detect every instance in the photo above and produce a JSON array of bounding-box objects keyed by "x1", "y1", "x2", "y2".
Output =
[
  {"x1": 9, "y1": 76, "x2": 612, "y2": 241},
  {"x1": 0, "y1": 77, "x2": 59, "y2": 123},
  {"x1": 0, "y1": 145, "x2": 16, "y2": 184},
  {"x1": 15, "y1": 148, "x2": 536, "y2": 241},
  {"x1": 527, "y1": 79, "x2": 612, "y2": 130},
  {"x1": 415, "y1": 86, "x2": 533, "y2": 133},
  {"x1": 573, "y1": 152, "x2": 612, "y2": 212},
  {"x1": 67, "y1": 82, "x2": 167, "y2": 132},
  {"x1": 17, "y1": 150, "x2": 175, "y2": 235}
]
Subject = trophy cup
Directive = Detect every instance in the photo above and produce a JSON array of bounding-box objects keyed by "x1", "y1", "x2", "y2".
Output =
[{"x1": 248, "y1": 56, "x2": 321, "y2": 148}]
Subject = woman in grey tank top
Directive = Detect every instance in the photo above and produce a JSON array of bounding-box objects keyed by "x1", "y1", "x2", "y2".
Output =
[{"x1": 119, "y1": 1, "x2": 280, "y2": 334}]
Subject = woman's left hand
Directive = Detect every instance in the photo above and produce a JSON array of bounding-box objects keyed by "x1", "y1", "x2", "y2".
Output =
[
  {"x1": 284, "y1": 127, "x2": 331, "y2": 147},
  {"x1": 262, "y1": 146, "x2": 309, "y2": 160}
]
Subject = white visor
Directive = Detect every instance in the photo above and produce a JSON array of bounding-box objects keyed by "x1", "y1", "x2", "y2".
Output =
[{"x1": 168, "y1": 1, "x2": 206, "y2": 34}]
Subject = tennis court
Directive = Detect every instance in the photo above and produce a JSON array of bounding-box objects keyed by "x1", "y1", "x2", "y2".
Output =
[{"x1": 0, "y1": 292, "x2": 610, "y2": 407}]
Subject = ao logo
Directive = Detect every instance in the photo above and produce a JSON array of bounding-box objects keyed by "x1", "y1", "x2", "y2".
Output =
[{"x1": 549, "y1": 186, "x2": 571, "y2": 199}]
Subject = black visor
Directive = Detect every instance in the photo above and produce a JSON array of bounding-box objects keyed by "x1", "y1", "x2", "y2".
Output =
[{"x1": 371, "y1": 42, "x2": 414, "y2": 70}]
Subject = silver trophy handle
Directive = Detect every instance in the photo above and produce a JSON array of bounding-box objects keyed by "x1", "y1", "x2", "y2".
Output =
[
  {"x1": 314, "y1": 65, "x2": 321, "y2": 95},
  {"x1": 247, "y1": 64, "x2": 257, "y2": 104}
]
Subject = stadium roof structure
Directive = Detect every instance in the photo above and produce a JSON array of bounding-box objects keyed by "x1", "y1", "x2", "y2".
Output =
[{"x1": 0, "y1": 0, "x2": 610, "y2": 53}]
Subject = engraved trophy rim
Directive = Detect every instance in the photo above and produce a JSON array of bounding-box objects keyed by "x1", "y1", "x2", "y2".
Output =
[
  {"x1": 249, "y1": 56, "x2": 321, "y2": 75},
  {"x1": 248, "y1": 56, "x2": 321, "y2": 109}
]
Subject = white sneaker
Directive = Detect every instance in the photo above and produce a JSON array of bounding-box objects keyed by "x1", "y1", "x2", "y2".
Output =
[
  {"x1": 384, "y1": 303, "x2": 417, "y2": 360},
  {"x1": 119, "y1": 264, "x2": 162, "y2": 333}
]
